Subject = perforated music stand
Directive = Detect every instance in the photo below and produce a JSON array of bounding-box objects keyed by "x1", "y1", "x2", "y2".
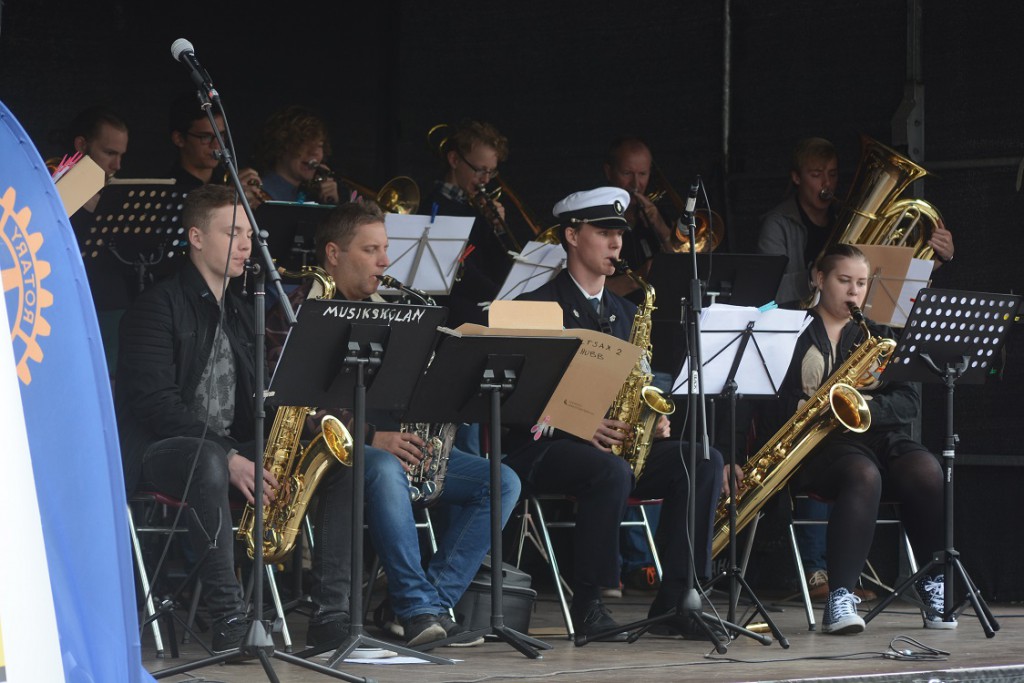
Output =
[
  {"x1": 256, "y1": 201, "x2": 335, "y2": 272},
  {"x1": 269, "y1": 298, "x2": 457, "y2": 667},
  {"x1": 80, "y1": 180, "x2": 187, "y2": 291},
  {"x1": 402, "y1": 332, "x2": 580, "y2": 658},
  {"x1": 863, "y1": 288, "x2": 1021, "y2": 637}
]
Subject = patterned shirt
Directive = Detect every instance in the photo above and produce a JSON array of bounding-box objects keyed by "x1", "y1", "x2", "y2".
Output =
[{"x1": 191, "y1": 323, "x2": 237, "y2": 438}]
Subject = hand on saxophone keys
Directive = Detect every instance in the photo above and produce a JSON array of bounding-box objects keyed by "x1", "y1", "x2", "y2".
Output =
[
  {"x1": 721, "y1": 464, "x2": 745, "y2": 498},
  {"x1": 228, "y1": 450, "x2": 281, "y2": 505},
  {"x1": 591, "y1": 418, "x2": 630, "y2": 452},
  {"x1": 372, "y1": 430, "x2": 426, "y2": 471}
]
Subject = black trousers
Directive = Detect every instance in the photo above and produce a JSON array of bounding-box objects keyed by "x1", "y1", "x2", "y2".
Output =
[{"x1": 506, "y1": 438, "x2": 723, "y2": 593}]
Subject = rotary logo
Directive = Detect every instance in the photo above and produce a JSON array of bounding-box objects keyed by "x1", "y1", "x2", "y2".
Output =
[{"x1": 1, "y1": 187, "x2": 53, "y2": 385}]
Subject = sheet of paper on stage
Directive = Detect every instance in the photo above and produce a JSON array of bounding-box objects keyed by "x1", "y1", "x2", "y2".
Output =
[
  {"x1": 488, "y1": 300, "x2": 564, "y2": 330},
  {"x1": 674, "y1": 304, "x2": 809, "y2": 397},
  {"x1": 54, "y1": 156, "x2": 104, "y2": 217},
  {"x1": 382, "y1": 213, "x2": 474, "y2": 296},
  {"x1": 455, "y1": 316, "x2": 640, "y2": 440},
  {"x1": 859, "y1": 245, "x2": 915, "y2": 325},
  {"x1": 496, "y1": 241, "x2": 566, "y2": 300},
  {"x1": 892, "y1": 258, "x2": 934, "y2": 326}
]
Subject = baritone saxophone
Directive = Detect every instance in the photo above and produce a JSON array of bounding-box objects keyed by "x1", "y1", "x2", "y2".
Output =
[
  {"x1": 711, "y1": 304, "x2": 896, "y2": 558},
  {"x1": 238, "y1": 266, "x2": 353, "y2": 563}
]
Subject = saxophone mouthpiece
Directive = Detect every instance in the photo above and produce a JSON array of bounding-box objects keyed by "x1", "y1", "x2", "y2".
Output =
[
  {"x1": 612, "y1": 258, "x2": 629, "y2": 275},
  {"x1": 376, "y1": 274, "x2": 398, "y2": 288},
  {"x1": 847, "y1": 302, "x2": 865, "y2": 324}
]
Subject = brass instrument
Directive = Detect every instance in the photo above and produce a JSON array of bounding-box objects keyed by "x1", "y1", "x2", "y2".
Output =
[
  {"x1": 340, "y1": 175, "x2": 421, "y2": 215},
  {"x1": 377, "y1": 273, "x2": 456, "y2": 504},
  {"x1": 237, "y1": 265, "x2": 353, "y2": 563},
  {"x1": 821, "y1": 134, "x2": 943, "y2": 261},
  {"x1": 606, "y1": 259, "x2": 676, "y2": 478},
  {"x1": 646, "y1": 163, "x2": 724, "y2": 253},
  {"x1": 710, "y1": 304, "x2": 897, "y2": 558},
  {"x1": 471, "y1": 182, "x2": 523, "y2": 254}
]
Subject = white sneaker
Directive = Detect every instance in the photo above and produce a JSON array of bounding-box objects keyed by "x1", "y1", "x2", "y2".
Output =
[
  {"x1": 822, "y1": 587, "x2": 865, "y2": 635},
  {"x1": 917, "y1": 574, "x2": 958, "y2": 630}
]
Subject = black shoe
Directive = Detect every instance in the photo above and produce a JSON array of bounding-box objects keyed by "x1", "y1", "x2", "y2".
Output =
[
  {"x1": 647, "y1": 592, "x2": 728, "y2": 642},
  {"x1": 436, "y1": 612, "x2": 484, "y2": 647},
  {"x1": 306, "y1": 614, "x2": 351, "y2": 649},
  {"x1": 401, "y1": 613, "x2": 447, "y2": 647},
  {"x1": 570, "y1": 598, "x2": 629, "y2": 645},
  {"x1": 211, "y1": 615, "x2": 251, "y2": 654}
]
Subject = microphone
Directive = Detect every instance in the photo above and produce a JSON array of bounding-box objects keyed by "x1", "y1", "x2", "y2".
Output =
[
  {"x1": 679, "y1": 177, "x2": 700, "y2": 228},
  {"x1": 170, "y1": 38, "x2": 217, "y2": 97}
]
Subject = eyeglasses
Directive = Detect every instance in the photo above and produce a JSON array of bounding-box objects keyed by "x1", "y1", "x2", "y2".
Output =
[
  {"x1": 458, "y1": 152, "x2": 499, "y2": 179},
  {"x1": 185, "y1": 130, "x2": 226, "y2": 145}
]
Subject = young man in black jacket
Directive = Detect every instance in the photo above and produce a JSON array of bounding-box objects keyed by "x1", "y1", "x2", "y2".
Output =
[{"x1": 116, "y1": 184, "x2": 352, "y2": 652}]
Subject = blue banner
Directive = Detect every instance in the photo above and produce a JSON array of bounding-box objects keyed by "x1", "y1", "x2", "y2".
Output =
[{"x1": 0, "y1": 101, "x2": 152, "y2": 681}]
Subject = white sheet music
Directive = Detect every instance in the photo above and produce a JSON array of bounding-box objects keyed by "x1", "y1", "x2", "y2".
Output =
[
  {"x1": 673, "y1": 304, "x2": 810, "y2": 396},
  {"x1": 495, "y1": 240, "x2": 567, "y2": 300},
  {"x1": 892, "y1": 258, "x2": 934, "y2": 326},
  {"x1": 382, "y1": 213, "x2": 474, "y2": 296}
]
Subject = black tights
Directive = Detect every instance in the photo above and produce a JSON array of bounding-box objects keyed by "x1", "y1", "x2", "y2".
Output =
[{"x1": 810, "y1": 447, "x2": 943, "y2": 590}]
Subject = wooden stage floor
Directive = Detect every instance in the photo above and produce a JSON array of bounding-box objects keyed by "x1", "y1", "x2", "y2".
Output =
[{"x1": 141, "y1": 586, "x2": 1022, "y2": 683}]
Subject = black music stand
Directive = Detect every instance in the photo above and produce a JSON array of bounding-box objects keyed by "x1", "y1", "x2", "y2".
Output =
[
  {"x1": 269, "y1": 298, "x2": 456, "y2": 667},
  {"x1": 257, "y1": 201, "x2": 335, "y2": 272},
  {"x1": 80, "y1": 180, "x2": 187, "y2": 291},
  {"x1": 863, "y1": 288, "x2": 1020, "y2": 637},
  {"x1": 647, "y1": 252, "x2": 787, "y2": 376},
  {"x1": 402, "y1": 333, "x2": 581, "y2": 658},
  {"x1": 689, "y1": 308, "x2": 806, "y2": 649}
]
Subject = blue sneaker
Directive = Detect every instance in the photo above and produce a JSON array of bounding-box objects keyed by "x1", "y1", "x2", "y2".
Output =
[{"x1": 822, "y1": 587, "x2": 864, "y2": 635}]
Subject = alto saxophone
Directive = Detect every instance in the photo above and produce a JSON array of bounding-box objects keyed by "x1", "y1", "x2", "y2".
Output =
[
  {"x1": 238, "y1": 266, "x2": 353, "y2": 563},
  {"x1": 607, "y1": 259, "x2": 675, "y2": 478},
  {"x1": 377, "y1": 274, "x2": 457, "y2": 504},
  {"x1": 710, "y1": 304, "x2": 896, "y2": 558}
]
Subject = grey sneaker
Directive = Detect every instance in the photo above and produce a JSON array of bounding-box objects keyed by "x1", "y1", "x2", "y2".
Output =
[
  {"x1": 822, "y1": 587, "x2": 865, "y2": 635},
  {"x1": 917, "y1": 574, "x2": 958, "y2": 630}
]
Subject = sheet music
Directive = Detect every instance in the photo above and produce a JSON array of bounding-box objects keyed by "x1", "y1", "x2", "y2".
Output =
[
  {"x1": 382, "y1": 213, "x2": 474, "y2": 296},
  {"x1": 496, "y1": 240, "x2": 567, "y2": 300},
  {"x1": 891, "y1": 258, "x2": 934, "y2": 326},
  {"x1": 674, "y1": 304, "x2": 810, "y2": 396}
]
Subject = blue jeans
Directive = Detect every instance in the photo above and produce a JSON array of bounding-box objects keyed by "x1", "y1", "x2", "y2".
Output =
[
  {"x1": 794, "y1": 496, "x2": 831, "y2": 573},
  {"x1": 363, "y1": 446, "x2": 521, "y2": 621}
]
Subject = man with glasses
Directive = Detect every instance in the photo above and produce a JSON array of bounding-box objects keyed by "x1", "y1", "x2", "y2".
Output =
[
  {"x1": 424, "y1": 119, "x2": 521, "y2": 326},
  {"x1": 167, "y1": 92, "x2": 264, "y2": 206}
]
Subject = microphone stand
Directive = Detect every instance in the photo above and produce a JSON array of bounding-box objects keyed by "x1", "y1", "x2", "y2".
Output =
[{"x1": 152, "y1": 80, "x2": 368, "y2": 683}]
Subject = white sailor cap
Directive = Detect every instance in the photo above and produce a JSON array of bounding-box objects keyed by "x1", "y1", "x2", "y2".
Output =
[{"x1": 552, "y1": 187, "x2": 632, "y2": 230}]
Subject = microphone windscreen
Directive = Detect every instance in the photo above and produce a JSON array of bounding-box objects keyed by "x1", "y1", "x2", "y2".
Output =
[{"x1": 170, "y1": 38, "x2": 194, "y2": 61}]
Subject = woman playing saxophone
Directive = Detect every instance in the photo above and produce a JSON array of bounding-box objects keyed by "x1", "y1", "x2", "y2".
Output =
[{"x1": 769, "y1": 244, "x2": 953, "y2": 635}]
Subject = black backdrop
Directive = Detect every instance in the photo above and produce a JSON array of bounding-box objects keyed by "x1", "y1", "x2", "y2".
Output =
[{"x1": 2, "y1": 0, "x2": 1022, "y2": 595}]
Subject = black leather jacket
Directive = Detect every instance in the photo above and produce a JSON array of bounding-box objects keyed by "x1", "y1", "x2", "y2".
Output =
[{"x1": 115, "y1": 260, "x2": 257, "y2": 492}]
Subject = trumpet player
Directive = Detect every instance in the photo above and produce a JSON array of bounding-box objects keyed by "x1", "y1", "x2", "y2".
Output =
[
  {"x1": 167, "y1": 92, "x2": 265, "y2": 207},
  {"x1": 265, "y1": 202, "x2": 521, "y2": 648},
  {"x1": 253, "y1": 104, "x2": 342, "y2": 204},
  {"x1": 115, "y1": 185, "x2": 353, "y2": 653},
  {"x1": 506, "y1": 187, "x2": 728, "y2": 644},
  {"x1": 426, "y1": 119, "x2": 515, "y2": 326}
]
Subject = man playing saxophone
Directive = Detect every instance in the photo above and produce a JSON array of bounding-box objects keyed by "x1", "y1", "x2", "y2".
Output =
[
  {"x1": 115, "y1": 185, "x2": 352, "y2": 653},
  {"x1": 266, "y1": 201, "x2": 521, "y2": 648},
  {"x1": 766, "y1": 244, "x2": 953, "y2": 634},
  {"x1": 505, "y1": 187, "x2": 728, "y2": 643}
]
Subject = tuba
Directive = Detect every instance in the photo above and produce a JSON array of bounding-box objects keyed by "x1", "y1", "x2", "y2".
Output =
[
  {"x1": 820, "y1": 134, "x2": 943, "y2": 262},
  {"x1": 606, "y1": 259, "x2": 675, "y2": 478},
  {"x1": 237, "y1": 266, "x2": 353, "y2": 563},
  {"x1": 710, "y1": 304, "x2": 896, "y2": 558}
]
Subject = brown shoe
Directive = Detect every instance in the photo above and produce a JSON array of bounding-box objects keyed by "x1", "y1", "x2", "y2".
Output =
[
  {"x1": 852, "y1": 585, "x2": 877, "y2": 601},
  {"x1": 806, "y1": 569, "x2": 830, "y2": 601}
]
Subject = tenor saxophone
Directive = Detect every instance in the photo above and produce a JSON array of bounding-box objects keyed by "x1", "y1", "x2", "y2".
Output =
[
  {"x1": 606, "y1": 259, "x2": 675, "y2": 478},
  {"x1": 710, "y1": 304, "x2": 896, "y2": 558},
  {"x1": 237, "y1": 266, "x2": 353, "y2": 563}
]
